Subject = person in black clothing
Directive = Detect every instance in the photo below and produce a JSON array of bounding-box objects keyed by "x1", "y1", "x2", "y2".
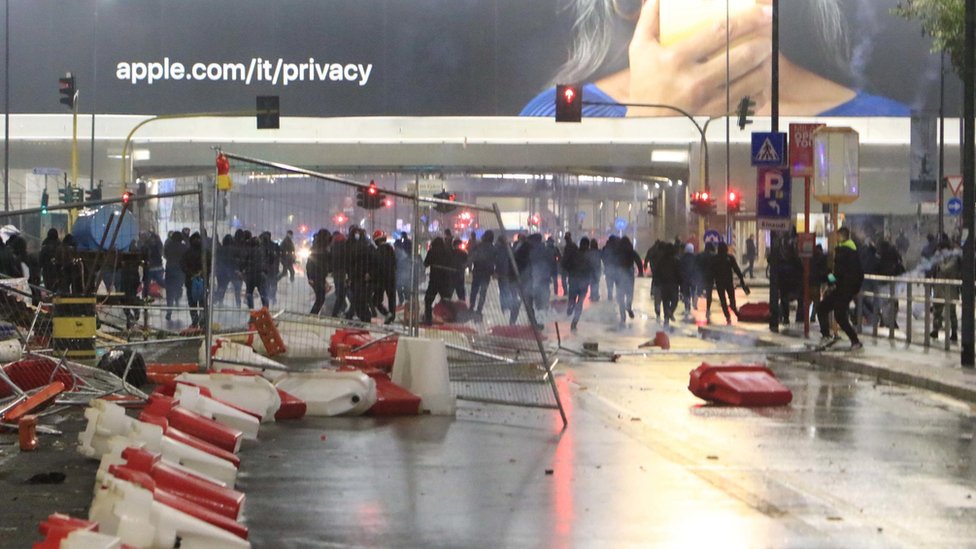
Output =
[
  {"x1": 279, "y1": 230, "x2": 296, "y2": 282},
  {"x1": 808, "y1": 244, "x2": 828, "y2": 322},
  {"x1": 118, "y1": 244, "x2": 143, "y2": 327},
  {"x1": 306, "y1": 230, "x2": 332, "y2": 315},
  {"x1": 877, "y1": 239, "x2": 905, "y2": 328},
  {"x1": 546, "y1": 237, "x2": 561, "y2": 296},
  {"x1": 9, "y1": 234, "x2": 40, "y2": 305},
  {"x1": 260, "y1": 232, "x2": 281, "y2": 306},
  {"x1": 371, "y1": 231, "x2": 397, "y2": 324},
  {"x1": 468, "y1": 230, "x2": 495, "y2": 314},
  {"x1": 55, "y1": 235, "x2": 82, "y2": 295},
  {"x1": 766, "y1": 232, "x2": 784, "y2": 333},
  {"x1": 450, "y1": 237, "x2": 468, "y2": 302},
  {"x1": 330, "y1": 232, "x2": 349, "y2": 317},
  {"x1": 744, "y1": 235, "x2": 757, "y2": 278},
  {"x1": 653, "y1": 242, "x2": 682, "y2": 327},
  {"x1": 644, "y1": 240, "x2": 663, "y2": 320},
  {"x1": 698, "y1": 243, "x2": 716, "y2": 320},
  {"x1": 163, "y1": 231, "x2": 187, "y2": 320},
  {"x1": 181, "y1": 232, "x2": 209, "y2": 328},
  {"x1": 494, "y1": 234, "x2": 518, "y2": 317},
  {"x1": 612, "y1": 236, "x2": 644, "y2": 326},
  {"x1": 140, "y1": 231, "x2": 165, "y2": 300},
  {"x1": 560, "y1": 232, "x2": 573, "y2": 297},
  {"x1": 243, "y1": 236, "x2": 270, "y2": 310},
  {"x1": 214, "y1": 235, "x2": 237, "y2": 306},
  {"x1": 39, "y1": 228, "x2": 60, "y2": 293},
  {"x1": 708, "y1": 242, "x2": 750, "y2": 324},
  {"x1": 817, "y1": 227, "x2": 864, "y2": 350},
  {"x1": 423, "y1": 237, "x2": 453, "y2": 325},
  {"x1": 344, "y1": 228, "x2": 373, "y2": 322},
  {"x1": 603, "y1": 235, "x2": 619, "y2": 301},
  {"x1": 584, "y1": 238, "x2": 603, "y2": 302},
  {"x1": 565, "y1": 236, "x2": 592, "y2": 331}
]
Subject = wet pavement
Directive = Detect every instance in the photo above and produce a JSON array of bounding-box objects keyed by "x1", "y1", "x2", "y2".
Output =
[{"x1": 5, "y1": 278, "x2": 976, "y2": 547}]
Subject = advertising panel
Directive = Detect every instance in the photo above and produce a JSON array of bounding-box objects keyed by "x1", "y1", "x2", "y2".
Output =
[{"x1": 6, "y1": 0, "x2": 954, "y2": 117}]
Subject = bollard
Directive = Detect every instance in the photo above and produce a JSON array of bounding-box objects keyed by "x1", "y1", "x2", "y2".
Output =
[{"x1": 19, "y1": 414, "x2": 38, "y2": 451}]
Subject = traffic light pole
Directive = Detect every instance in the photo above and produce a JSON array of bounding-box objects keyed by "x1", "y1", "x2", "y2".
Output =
[{"x1": 69, "y1": 90, "x2": 79, "y2": 229}]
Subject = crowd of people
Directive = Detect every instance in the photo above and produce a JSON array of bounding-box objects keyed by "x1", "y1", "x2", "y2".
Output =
[{"x1": 11, "y1": 219, "x2": 965, "y2": 350}]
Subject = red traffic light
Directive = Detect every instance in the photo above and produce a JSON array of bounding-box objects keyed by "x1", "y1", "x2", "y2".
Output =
[
  {"x1": 368, "y1": 181, "x2": 378, "y2": 195},
  {"x1": 334, "y1": 213, "x2": 347, "y2": 225},
  {"x1": 562, "y1": 87, "x2": 576, "y2": 105},
  {"x1": 700, "y1": 191, "x2": 710, "y2": 201},
  {"x1": 121, "y1": 191, "x2": 133, "y2": 206},
  {"x1": 728, "y1": 191, "x2": 737, "y2": 202}
]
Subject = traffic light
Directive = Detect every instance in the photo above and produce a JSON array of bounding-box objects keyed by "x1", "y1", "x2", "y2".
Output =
[
  {"x1": 727, "y1": 190, "x2": 741, "y2": 214},
  {"x1": 58, "y1": 187, "x2": 70, "y2": 203},
  {"x1": 256, "y1": 95, "x2": 280, "y2": 129},
  {"x1": 647, "y1": 197, "x2": 659, "y2": 217},
  {"x1": 40, "y1": 190, "x2": 49, "y2": 214},
  {"x1": 88, "y1": 184, "x2": 102, "y2": 201},
  {"x1": 121, "y1": 191, "x2": 133, "y2": 208},
  {"x1": 433, "y1": 190, "x2": 457, "y2": 213},
  {"x1": 690, "y1": 191, "x2": 716, "y2": 216},
  {"x1": 357, "y1": 181, "x2": 383, "y2": 210},
  {"x1": 555, "y1": 84, "x2": 582, "y2": 122},
  {"x1": 58, "y1": 73, "x2": 76, "y2": 109},
  {"x1": 736, "y1": 95, "x2": 755, "y2": 130}
]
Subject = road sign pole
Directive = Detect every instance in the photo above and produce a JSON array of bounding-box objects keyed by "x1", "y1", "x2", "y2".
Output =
[{"x1": 803, "y1": 175, "x2": 811, "y2": 338}]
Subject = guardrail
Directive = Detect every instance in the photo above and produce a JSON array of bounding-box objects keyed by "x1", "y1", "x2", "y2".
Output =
[{"x1": 856, "y1": 274, "x2": 962, "y2": 350}]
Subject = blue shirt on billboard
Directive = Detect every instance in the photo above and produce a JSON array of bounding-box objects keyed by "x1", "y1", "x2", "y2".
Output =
[{"x1": 520, "y1": 86, "x2": 910, "y2": 118}]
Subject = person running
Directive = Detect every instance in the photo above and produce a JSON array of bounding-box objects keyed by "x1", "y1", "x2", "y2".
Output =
[
  {"x1": 422, "y1": 236, "x2": 454, "y2": 325},
  {"x1": 279, "y1": 230, "x2": 296, "y2": 282},
  {"x1": 611, "y1": 236, "x2": 643, "y2": 327},
  {"x1": 468, "y1": 230, "x2": 496, "y2": 314},
  {"x1": 817, "y1": 227, "x2": 864, "y2": 351},
  {"x1": 565, "y1": 236, "x2": 593, "y2": 331},
  {"x1": 708, "y1": 242, "x2": 750, "y2": 325}
]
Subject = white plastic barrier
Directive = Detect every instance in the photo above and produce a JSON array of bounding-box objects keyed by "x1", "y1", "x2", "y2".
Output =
[
  {"x1": 175, "y1": 373, "x2": 280, "y2": 422},
  {"x1": 78, "y1": 400, "x2": 238, "y2": 486},
  {"x1": 0, "y1": 339, "x2": 21, "y2": 363},
  {"x1": 173, "y1": 384, "x2": 260, "y2": 440},
  {"x1": 392, "y1": 337, "x2": 456, "y2": 415},
  {"x1": 205, "y1": 339, "x2": 287, "y2": 383},
  {"x1": 96, "y1": 437, "x2": 230, "y2": 489},
  {"x1": 49, "y1": 530, "x2": 125, "y2": 548},
  {"x1": 90, "y1": 476, "x2": 249, "y2": 549},
  {"x1": 274, "y1": 370, "x2": 377, "y2": 416}
]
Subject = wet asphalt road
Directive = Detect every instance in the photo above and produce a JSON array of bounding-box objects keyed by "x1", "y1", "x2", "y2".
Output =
[{"x1": 4, "y1": 281, "x2": 976, "y2": 547}]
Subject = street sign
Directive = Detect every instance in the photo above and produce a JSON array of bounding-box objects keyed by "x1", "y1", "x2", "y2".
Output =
[
  {"x1": 31, "y1": 167, "x2": 64, "y2": 176},
  {"x1": 751, "y1": 132, "x2": 787, "y2": 167},
  {"x1": 757, "y1": 168, "x2": 791, "y2": 230},
  {"x1": 703, "y1": 229, "x2": 722, "y2": 246},
  {"x1": 947, "y1": 197, "x2": 963, "y2": 217},
  {"x1": 789, "y1": 123, "x2": 824, "y2": 177},
  {"x1": 947, "y1": 175, "x2": 963, "y2": 197}
]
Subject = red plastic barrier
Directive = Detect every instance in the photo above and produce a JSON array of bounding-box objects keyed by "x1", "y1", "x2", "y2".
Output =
[
  {"x1": 737, "y1": 302, "x2": 771, "y2": 323},
  {"x1": 140, "y1": 394, "x2": 243, "y2": 454},
  {"x1": 688, "y1": 363, "x2": 792, "y2": 406},
  {"x1": 0, "y1": 358, "x2": 76, "y2": 398},
  {"x1": 653, "y1": 331, "x2": 670, "y2": 350},
  {"x1": 328, "y1": 329, "x2": 373, "y2": 356},
  {"x1": 146, "y1": 362, "x2": 200, "y2": 385},
  {"x1": 366, "y1": 373, "x2": 421, "y2": 416},
  {"x1": 274, "y1": 388, "x2": 307, "y2": 421},
  {"x1": 34, "y1": 513, "x2": 111, "y2": 549},
  {"x1": 120, "y1": 447, "x2": 245, "y2": 519},
  {"x1": 108, "y1": 467, "x2": 248, "y2": 540}
]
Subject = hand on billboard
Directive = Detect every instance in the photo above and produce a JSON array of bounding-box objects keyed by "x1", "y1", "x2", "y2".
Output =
[{"x1": 627, "y1": 0, "x2": 773, "y2": 117}]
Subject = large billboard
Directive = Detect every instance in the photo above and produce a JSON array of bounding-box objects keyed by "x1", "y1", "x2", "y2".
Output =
[{"x1": 4, "y1": 0, "x2": 956, "y2": 117}]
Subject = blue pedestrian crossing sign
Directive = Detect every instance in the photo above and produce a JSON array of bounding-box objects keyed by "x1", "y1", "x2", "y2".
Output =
[
  {"x1": 947, "y1": 197, "x2": 963, "y2": 217},
  {"x1": 751, "y1": 132, "x2": 787, "y2": 167}
]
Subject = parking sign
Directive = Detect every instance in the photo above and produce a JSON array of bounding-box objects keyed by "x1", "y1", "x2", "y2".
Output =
[{"x1": 757, "y1": 168, "x2": 791, "y2": 230}]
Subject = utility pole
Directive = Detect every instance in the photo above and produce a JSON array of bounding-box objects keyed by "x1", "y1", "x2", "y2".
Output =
[{"x1": 962, "y1": 0, "x2": 975, "y2": 368}]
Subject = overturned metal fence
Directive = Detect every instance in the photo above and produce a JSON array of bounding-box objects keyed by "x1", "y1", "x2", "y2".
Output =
[{"x1": 212, "y1": 152, "x2": 565, "y2": 424}]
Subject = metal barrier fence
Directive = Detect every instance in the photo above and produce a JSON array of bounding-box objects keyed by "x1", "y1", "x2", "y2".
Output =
[
  {"x1": 856, "y1": 273, "x2": 962, "y2": 351},
  {"x1": 214, "y1": 152, "x2": 565, "y2": 423}
]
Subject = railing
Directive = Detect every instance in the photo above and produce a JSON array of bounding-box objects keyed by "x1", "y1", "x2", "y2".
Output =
[{"x1": 856, "y1": 273, "x2": 962, "y2": 350}]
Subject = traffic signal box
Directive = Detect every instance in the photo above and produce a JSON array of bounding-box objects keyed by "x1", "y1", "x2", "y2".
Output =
[
  {"x1": 690, "y1": 191, "x2": 716, "y2": 216},
  {"x1": 646, "y1": 197, "x2": 659, "y2": 216},
  {"x1": 433, "y1": 190, "x2": 457, "y2": 213},
  {"x1": 555, "y1": 84, "x2": 582, "y2": 123},
  {"x1": 736, "y1": 96, "x2": 756, "y2": 130},
  {"x1": 727, "y1": 190, "x2": 741, "y2": 214},
  {"x1": 58, "y1": 74, "x2": 76, "y2": 109},
  {"x1": 356, "y1": 181, "x2": 385, "y2": 210}
]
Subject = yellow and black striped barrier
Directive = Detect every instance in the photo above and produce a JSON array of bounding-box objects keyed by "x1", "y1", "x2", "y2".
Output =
[{"x1": 52, "y1": 296, "x2": 96, "y2": 359}]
